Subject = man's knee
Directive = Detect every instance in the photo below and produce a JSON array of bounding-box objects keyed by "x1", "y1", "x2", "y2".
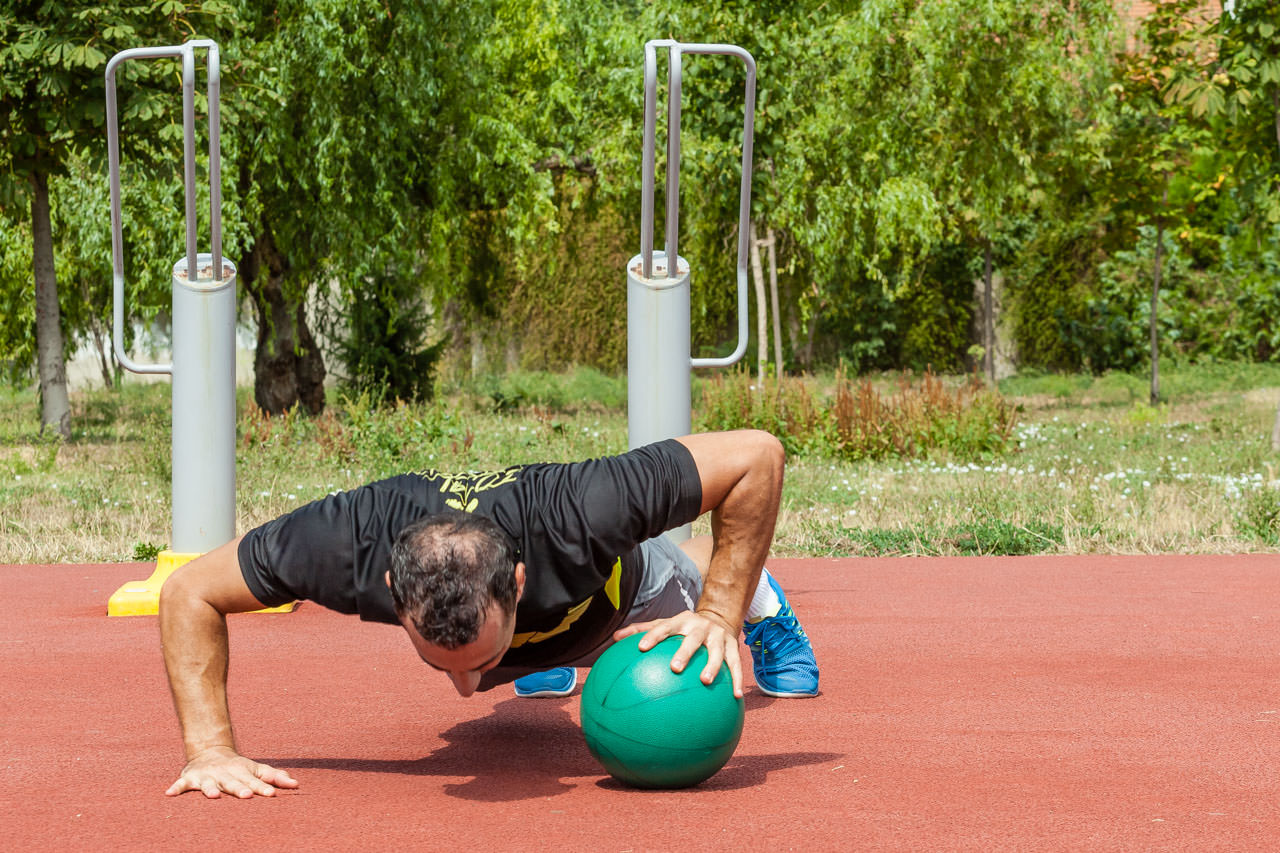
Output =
[{"x1": 677, "y1": 534, "x2": 713, "y2": 577}]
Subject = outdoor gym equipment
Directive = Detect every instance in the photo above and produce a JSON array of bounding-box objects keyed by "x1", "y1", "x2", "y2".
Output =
[
  {"x1": 104, "y1": 41, "x2": 289, "y2": 616},
  {"x1": 627, "y1": 40, "x2": 756, "y2": 541}
]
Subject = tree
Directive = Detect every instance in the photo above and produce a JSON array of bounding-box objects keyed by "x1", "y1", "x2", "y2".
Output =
[
  {"x1": 0, "y1": 1, "x2": 239, "y2": 436},
  {"x1": 1167, "y1": 0, "x2": 1280, "y2": 443},
  {"x1": 1106, "y1": 0, "x2": 1213, "y2": 404},
  {"x1": 771, "y1": 1, "x2": 1115, "y2": 374},
  {"x1": 910, "y1": 1, "x2": 1117, "y2": 384},
  {"x1": 223, "y1": 0, "x2": 567, "y2": 412}
]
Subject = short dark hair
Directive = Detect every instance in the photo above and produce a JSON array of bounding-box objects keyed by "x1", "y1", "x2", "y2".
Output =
[{"x1": 388, "y1": 510, "x2": 519, "y2": 649}]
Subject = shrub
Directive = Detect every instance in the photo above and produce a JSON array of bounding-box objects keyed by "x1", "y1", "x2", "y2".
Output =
[
  {"x1": 696, "y1": 373, "x2": 834, "y2": 456},
  {"x1": 478, "y1": 367, "x2": 625, "y2": 413},
  {"x1": 696, "y1": 368, "x2": 1020, "y2": 462},
  {"x1": 331, "y1": 271, "x2": 443, "y2": 405},
  {"x1": 1237, "y1": 487, "x2": 1280, "y2": 545},
  {"x1": 832, "y1": 369, "x2": 1019, "y2": 461}
]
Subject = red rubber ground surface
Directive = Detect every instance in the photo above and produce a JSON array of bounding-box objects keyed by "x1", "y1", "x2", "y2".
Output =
[{"x1": 3, "y1": 555, "x2": 1279, "y2": 851}]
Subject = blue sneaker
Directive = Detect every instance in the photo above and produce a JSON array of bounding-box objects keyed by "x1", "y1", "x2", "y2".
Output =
[
  {"x1": 743, "y1": 573, "x2": 819, "y2": 697},
  {"x1": 513, "y1": 667, "x2": 578, "y2": 698}
]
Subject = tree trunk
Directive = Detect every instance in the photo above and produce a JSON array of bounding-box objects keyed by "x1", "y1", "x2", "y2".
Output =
[
  {"x1": 31, "y1": 171, "x2": 71, "y2": 438},
  {"x1": 983, "y1": 241, "x2": 995, "y2": 385},
  {"x1": 240, "y1": 223, "x2": 326, "y2": 416},
  {"x1": 802, "y1": 284, "x2": 820, "y2": 371},
  {"x1": 1151, "y1": 181, "x2": 1168, "y2": 407},
  {"x1": 749, "y1": 222, "x2": 769, "y2": 385},
  {"x1": 1272, "y1": 88, "x2": 1279, "y2": 154},
  {"x1": 1273, "y1": 90, "x2": 1280, "y2": 450},
  {"x1": 89, "y1": 316, "x2": 115, "y2": 389},
  {"x1": 767, "y1": 227, "x2": 783, "y2": 378}
]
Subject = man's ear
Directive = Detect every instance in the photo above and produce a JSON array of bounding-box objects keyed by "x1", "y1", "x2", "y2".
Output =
[
  {"x1": 514, "y1": 562, "x2": 526, "y2": 602},
  {"x1": 385, "y1": 570, "x2": 391, "y2": 589}
]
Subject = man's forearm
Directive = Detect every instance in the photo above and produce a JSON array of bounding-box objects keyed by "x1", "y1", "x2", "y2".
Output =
[
  {"x1": 684, "y1": 431, "x2": 785, "y2": 628},
  {"x1": 696, "y1": 511, "x2": 774, "y2": 629},
  {"x1": 160, "y1": 586, "x2": 237, "y2": 759}
]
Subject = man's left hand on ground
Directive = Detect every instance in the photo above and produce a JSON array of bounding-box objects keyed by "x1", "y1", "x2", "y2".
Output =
[{"x1": 614, "y1": 610, "x2": 744, "y2": 698}]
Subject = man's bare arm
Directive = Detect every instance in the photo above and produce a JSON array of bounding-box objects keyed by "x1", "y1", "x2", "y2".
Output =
[
  {"x1": 158, "y1": 536, "x2": 298, "y2": 798},
  {"x1": 616, "y1": 429, "x2": 785, "y2": 695},
  {"x1": 678, "y1": 429, "x2": 785, "y2": 627}
]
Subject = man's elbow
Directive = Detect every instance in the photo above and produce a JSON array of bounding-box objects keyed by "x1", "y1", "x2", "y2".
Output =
[
  {"x1": 158, "y1": 564, "x2": 200, "y2": 619},
  {"x1": 743, "y1": 429, "x2": 785, "y2": 490}
]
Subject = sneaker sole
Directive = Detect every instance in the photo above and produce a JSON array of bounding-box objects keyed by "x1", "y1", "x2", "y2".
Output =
[
  {"x1": 513, "y1": 688, "x2": 576, "y2": 698},
  {"x1": 754, "y1": 684, "x2": 819, "y2": 698}
]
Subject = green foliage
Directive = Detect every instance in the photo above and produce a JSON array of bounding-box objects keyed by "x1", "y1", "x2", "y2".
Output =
[
  {"x1": 696, "y1": 373, "x2": 834, "y2": 456},
  {"x1": 0, "y1": 2, "x2": 237, "y2": 196},
  {"x1": 489, "y1": 180, "x2": 630, "y2": 372},
  {"x1": 807, "y1": 517, "x2": 1066, "y2": 557},
  {"x1": 0, "y1": 215, "x2": 34, "y2": 382},
  {"x1": 832, "y1": 369, "x2": 1019, "y2": 461},
  {"x1": 239, "y1": 390, "x2": 470, "y2": 477},
  {"x1": 4, "y1": 0, "x2": 1280, "y2": 405},
  {"x1": 773, "y1": 0, "x2": 1116, "y2": 368},
  {"x1": 476, "y1": 367, "x2": 626, "y2": 413},
  {"x1": 132, "y1": 540, "x2": 164, "y2": 561},
  {"x1": 1236, "y1": 487, "x2": 1280, "y2": 545},
  {"x1": 697, "y1": 369, "x2": 1019, "y2": 462},
  {"x1": 897, "y1": 243, "x2": 979, "y2": 371},
  {"x1": 330, "y1": 271, "x2": 443, "y2": 404},
  {"x1": 1166, "y1": 0, "x2": 1280, "y2": 232}
]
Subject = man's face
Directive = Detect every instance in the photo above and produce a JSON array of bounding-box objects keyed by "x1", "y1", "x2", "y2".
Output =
[
  {"x1": 391, "y1": 562, "x2": 525, "y2": 698},
  {"x1": 399, "y1": 601, "x2": 516, "y2": 697}
]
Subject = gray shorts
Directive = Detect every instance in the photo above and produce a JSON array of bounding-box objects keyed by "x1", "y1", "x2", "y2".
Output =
[{"x1": 477, "y1": 536, "x2": 704, "y2": 690}]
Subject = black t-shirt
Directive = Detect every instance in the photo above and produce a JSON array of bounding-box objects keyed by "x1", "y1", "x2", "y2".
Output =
[{"x1": 237, "y1": 439, "x2": 703, "y2": 666}]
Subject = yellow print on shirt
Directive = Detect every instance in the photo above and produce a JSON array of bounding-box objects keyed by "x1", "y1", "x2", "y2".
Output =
[
  {"x1": 416, "y1": 467, "x2": 521, "y2": 513},
  {"x1": 508, "y1": 559, "x2": 622, "y2": 648}
]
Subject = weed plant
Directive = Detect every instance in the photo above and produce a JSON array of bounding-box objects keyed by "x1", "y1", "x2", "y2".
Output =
[{"x1": 698, "y1": 368, "x2": 1018, "y2": 462}]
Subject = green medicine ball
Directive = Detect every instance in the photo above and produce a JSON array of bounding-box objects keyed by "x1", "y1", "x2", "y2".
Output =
[{"x1": 580, "y1": 633, "x2": 745, "y2": 789}]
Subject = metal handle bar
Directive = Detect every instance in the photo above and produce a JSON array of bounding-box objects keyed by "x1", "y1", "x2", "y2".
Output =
[
  {"x1": 106, "y1": 40, "x2": 222, "y2": 375},
  {"x1": 641, "y1": 40, "x2": 756, "y2": 368}
]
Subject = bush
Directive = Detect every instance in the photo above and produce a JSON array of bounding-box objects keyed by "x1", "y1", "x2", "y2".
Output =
[
  {"x1": 331, "y1": 271, "x2": 444, "y2": 405},
  {"x1": 1237, "y1": 487, "x2": 1280, "y2": 545},
  {"x1": 478, "y1": 367, "x2": 625, "y2": 413},
  {"x1": 696, "y1": 373, "x2": 833, "y2": 456},
  {"x1": 696, "y1": 369, "x2": 1020, "y2": 462},
  {"x1": 833, "y1": 368, "x2": 1019, "y2": 461}
]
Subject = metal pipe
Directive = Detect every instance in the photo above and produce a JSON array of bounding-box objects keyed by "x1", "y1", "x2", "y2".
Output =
[
  {"x1": 665, "y1": 46, "x2": 682, "y2": 267},
  {"x1": 641, "y1": 40, "x2": 676, "y2": 278},
  {"x1": 684, "y1": 43, "x2": 755, "y2": 369},
  {"x1": 208, "y1": 43, "x2": 222, "y2": 279},
  {"x1": 636, "y1": 40, "x2": 756, "y2": 369},
  {"x1": 181, "y1": 46, "x2": 197, "y2": 275},
  {"x1": 106, "y1": 45, "x2": 185, "y2": 376},
  {"x1": 187, "y1": 39, "x2": 223, "y2": 280},
  {"x1": 629, "y1": 41, "x2": 756, "y2": 430}
]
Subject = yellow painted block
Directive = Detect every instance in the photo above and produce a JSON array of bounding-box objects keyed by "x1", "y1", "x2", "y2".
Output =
[{"x1": 107, "y1": 550, "x2": 295, "y2": 617}]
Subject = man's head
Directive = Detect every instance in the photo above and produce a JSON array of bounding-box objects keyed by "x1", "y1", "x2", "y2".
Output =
[{"x1": 387, "y1": 510, "x2": 525, "y2": 696}]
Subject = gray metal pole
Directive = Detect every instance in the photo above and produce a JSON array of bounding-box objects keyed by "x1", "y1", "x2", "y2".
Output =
[
  {"x1": 629, "y1": 40, "x2": 756, "y2": 542},
  {"x1": 106, "y1": 41, "x2": 238, "y2": 614},
  {"x1": 170, "y1": 253, "x2": 236, "y2": 553}
]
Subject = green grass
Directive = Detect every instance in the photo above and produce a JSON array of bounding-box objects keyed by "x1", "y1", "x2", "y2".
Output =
[{"x1": 2, "y1": 363, "x2": 1280, "y2": 563}]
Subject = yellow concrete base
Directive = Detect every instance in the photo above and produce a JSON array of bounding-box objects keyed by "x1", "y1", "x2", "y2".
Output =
[{"x1": 107, "y1": 550, "x2": 296, "y2": 617}]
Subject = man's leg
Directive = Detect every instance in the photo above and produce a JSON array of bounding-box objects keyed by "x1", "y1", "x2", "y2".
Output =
[{"x1": 678, "y1": 535, "x2": 820, "y2": 698}]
